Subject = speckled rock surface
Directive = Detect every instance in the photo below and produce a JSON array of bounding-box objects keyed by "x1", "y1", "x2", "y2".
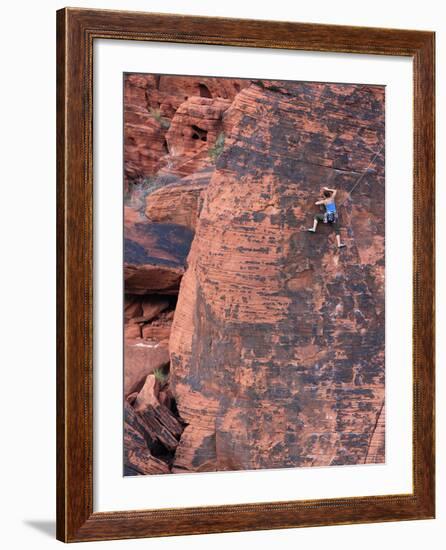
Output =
[
  {"x1": 123, "y1": 76, "x2": 385, "y2": 476},
  {"x1": 169, "y1": 80, "x2": 385, "y2": 472}
]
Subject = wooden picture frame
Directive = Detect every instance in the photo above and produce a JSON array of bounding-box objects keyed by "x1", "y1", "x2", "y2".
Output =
[{"x1": 56, "y1": 7, "x2": 435, "y2": 542}]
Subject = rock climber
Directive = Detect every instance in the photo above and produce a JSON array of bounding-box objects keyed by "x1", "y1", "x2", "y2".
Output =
[{"x1": 307, "y1": 187, "x2": 346, "y2": 248}]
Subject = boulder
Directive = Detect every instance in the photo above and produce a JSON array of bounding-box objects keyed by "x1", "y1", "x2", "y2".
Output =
[
  {"x1": 124, "y1": 208, "x2": 194, "y2": 268},
  {"x1": 134, "y1": 374, "x2": 159, "y2": 411},
  {"x1": 124, "y1": 263, "x2": 184, "y2": 295},
  {"x1": 133, "y1": 376, "x2": 184, "y2": 452},
  {"x1": 124, "y1": 208, "x2": 193, "y2": 294},
  {"x1": 124, "y1": 402, "x2": 170, "y2": 475},
  {"x1": 124, "y1": 340, "x2": 169, "y2": 396},
  {"x1": 145, "y1": 169, "x2": 213, "y2": 231}
]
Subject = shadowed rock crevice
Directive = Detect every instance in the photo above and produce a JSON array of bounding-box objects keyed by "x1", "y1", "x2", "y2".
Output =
[
  {"x1": 124, "y1": 370, "x2": 188, "y2": 475},
  {"x1": 191, "y1": 125, "x2": 208, "y2": 141}
]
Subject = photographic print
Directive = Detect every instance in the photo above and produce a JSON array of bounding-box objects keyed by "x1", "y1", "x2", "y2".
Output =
[{"x1": 123, "y1": 74, "x2": 385, "y2": 476}]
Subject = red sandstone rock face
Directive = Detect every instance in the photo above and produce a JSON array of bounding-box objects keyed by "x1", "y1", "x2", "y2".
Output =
[
  {"x1": 156, "y1": 96, "x2": 231, "y2": 179},
  {"x1": 124, "y1": 75, "x2": 169, "y2": 189},
  {"x1": 145, "y1": 168, "x2": 213, "y2": 230},
  {"x1": 124, "y1": 74, "x2": 249, "y2": 189},
  {"x1": 365, "y1": 403, "x2": 385, "y2": 464},
  {"x1": 124, "y1": 401, "x2": 177, "y2": 475},
  {"x1": 123, "y1": 75, "x2": 385, "y2": 476},
  {"x1": 123, "y1": 76, "x2": 248, "y2": 420},
  {"x1": 124, "y1": 206, "x2": 193, "y2": 295},
  {"x1": 124, "y1": 340, "x2": 170, "y2": 396},
  {"x1": 124, "y1": 264, "x2": 184, "y2": 295},
  {"x1": 170, "y1": 80, "x2": 385, "y2": 472}
]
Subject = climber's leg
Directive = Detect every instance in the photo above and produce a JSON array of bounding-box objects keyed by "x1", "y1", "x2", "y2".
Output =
[
  {"x1": 334, "y1": 224, "x2": 346, "y2": 248},
  {"x1": 336, "y1": 234, "x2": 345, "y2": 248},
  {"x1": 307, "y1": 218, "x2": 318, "y2": 232},
  {"x1": 308, "y1": 214, "x2": 324, "y2": 233}
]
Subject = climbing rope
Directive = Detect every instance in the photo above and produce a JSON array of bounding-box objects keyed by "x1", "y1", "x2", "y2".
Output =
[
  {"x1": 340, "y1": 144, "x2": 384, "y2": 206},
  {"x1": 313, "y1": 85, "x2": 383, "y2": 207}
]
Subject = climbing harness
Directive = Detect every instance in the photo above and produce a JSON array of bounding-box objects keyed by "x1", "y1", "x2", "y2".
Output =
[{"x1": 324, "y1": 211, "x2": 338, "y2": 224}]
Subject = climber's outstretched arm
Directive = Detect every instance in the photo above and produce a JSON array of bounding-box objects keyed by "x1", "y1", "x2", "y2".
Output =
[{"x1": 315, "y1": 199, "x2": 325, "y2": 205}]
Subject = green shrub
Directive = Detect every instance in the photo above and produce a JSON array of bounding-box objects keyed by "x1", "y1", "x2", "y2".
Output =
[
  {"x1": 149, "y1": 107, "x2": 171, "y2": 129},
  {"x1": 153, "y1": 367, "x2": 168, "y2": 385},
  {"x1": 208, "y1": 132, "x2": 225, "y2": 162}
]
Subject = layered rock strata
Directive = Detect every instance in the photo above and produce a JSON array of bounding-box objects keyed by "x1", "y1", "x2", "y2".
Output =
[
  {"x1": 124, "y1": 74, "x2": 249, "y2": 189},
  {"x1": 169, "y1": 80, "x2": 385, "y2": 472},
  {"x1": 123, "y1": 76, "x2": 385, "y2": 475}
]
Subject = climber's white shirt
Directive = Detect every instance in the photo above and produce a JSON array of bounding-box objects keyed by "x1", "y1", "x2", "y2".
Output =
[{"x1": 93, "y1": 39, "x2": 413, "y2": 512}]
